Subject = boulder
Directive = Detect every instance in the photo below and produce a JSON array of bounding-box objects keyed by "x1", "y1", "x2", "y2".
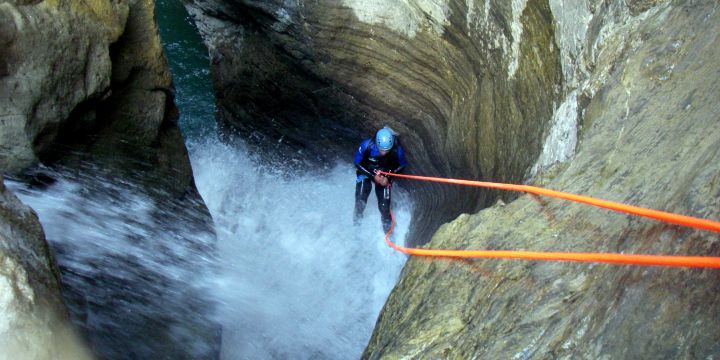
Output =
[{"x1": 0, "y1": 0, "x2": 193, "y2": 194}]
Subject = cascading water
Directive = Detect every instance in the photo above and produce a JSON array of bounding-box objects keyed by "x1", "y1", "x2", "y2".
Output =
[
  {"x1": 157, "y1": 0, "x2": 412, "y2": 355},
  {"x1": 188, "y1": 138, "x2": 410, "y2": 359},
  {"x1": 7, "y1": 164, "x2": 220, "y2": 359},
  {"x1": 6, "y1": 1, "x2": 411, "y2": 358}
]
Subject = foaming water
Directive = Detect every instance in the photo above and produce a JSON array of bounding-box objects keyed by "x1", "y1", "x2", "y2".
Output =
[
  {"x1": 188, "y1": 138, "x2": 410, "y2": 359},
  {"x1": 7, "y1": 138, "x2": 410, "y2": 358},
  {"x1": 7, "y1": 165, "x2": 218, "y2": 358}
]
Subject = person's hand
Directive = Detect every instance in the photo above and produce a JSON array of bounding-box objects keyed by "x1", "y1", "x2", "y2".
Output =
[{"x1": 374, "y1": 174, "x2": 389, "y2": 187}]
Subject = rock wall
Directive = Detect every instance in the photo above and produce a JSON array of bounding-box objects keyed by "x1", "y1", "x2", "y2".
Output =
[
  {"x1": 1, "y1": 0, "x2": 217, "y2": 358},
  {"x1": 364, "y1": 1, "x2": 720, "y2": 358},
  {"x1": 184, "y1": 0, "x2": 563, "y2": 242},
  {"x1": 0, "y1": 181, "x2": 90, "y2": 360}
]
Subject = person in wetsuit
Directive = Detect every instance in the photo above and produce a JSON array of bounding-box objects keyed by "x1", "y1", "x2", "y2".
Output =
[{"x1": 354, "y1": 127, "x2": 407, "y2": 232}]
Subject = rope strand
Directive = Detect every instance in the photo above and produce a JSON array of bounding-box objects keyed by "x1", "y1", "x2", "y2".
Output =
[{"x1": 379, "y1": 172, "x2": 720, "y2": 268}]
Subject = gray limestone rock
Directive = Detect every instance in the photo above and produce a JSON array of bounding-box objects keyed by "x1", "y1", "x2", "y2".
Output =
[
  {"x1": 0, "y1": 0, "x2": 127, "y2": 173},
  {"x1": 364, "y1": 2, "x2": 720, "y2": 358},
  {"x1": 0, "y1": 0, "x2": 193, "y2": 193},
  {"x1": 0, "y1": 180, "x2": 91, "y2": 360}
]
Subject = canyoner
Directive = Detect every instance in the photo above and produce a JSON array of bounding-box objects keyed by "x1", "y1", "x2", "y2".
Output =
[{"x1": 354, "y1": 127, "x2": 408, "y2": 233}]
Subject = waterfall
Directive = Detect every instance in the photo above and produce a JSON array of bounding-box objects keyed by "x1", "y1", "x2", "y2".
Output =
[
  {"x1": 7, "y1": 164, "x2": 218, "y2": 358},
  {"x1": 189, "y1": 138, "x2": 410, "y2": 358},
  {"x1": 8, "y1": 138, "x2": 411, "y2": 359},
  {"x1": 155, "y1": 0, "x2": 412, "y2": 354}
]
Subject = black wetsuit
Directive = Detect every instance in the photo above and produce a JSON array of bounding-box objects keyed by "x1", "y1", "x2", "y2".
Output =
[{"x1": 354, "y1": 138, "x2": 407, "y2": 232}]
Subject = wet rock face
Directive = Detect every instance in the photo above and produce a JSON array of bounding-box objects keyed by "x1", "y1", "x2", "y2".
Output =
[
  {"x1": 0, "y1": 181, "x2": 90, "y2": 359},
  {"x1": 184, "y1": 0, "x2": 562, "y2": 242},
  {"x1": 365, "y1": 2, "x2": 720, "y2": 358}
]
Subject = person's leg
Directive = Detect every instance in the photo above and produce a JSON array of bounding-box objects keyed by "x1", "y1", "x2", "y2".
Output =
[
  {"x1": 375, "y1": 183, "x2": 392, "y2": 233},
  {"x1": 354, "y1": 176, "x2": 372, "y2": 225}
]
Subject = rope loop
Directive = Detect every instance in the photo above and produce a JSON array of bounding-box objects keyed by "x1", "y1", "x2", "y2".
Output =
[{"x1": 379, "y1": 171, "x2": 720, "y2": 268}]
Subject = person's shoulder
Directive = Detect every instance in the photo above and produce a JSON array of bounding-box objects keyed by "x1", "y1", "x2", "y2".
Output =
[{"x1": 357, "y1": 138, "x2": 372, "y2": 152}]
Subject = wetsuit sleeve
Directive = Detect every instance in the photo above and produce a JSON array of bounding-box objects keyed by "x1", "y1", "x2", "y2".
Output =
[
  {"x1": 392, "y1": 144, "x2": 407, "y2": 173},
  {"x1": 354, "y1": 139, "x2": 374, "y2": 177}
]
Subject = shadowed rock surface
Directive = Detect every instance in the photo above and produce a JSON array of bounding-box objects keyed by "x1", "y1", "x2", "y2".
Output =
[
  {"x1": 184, "y1": 0, "x2": 720, "y2": 358},
  {"x1": 183, "y1": 0, "x2": 563, "y2": 243},
  {"x1": 1, "y1": 0, "x2": 219, "y2": 358}
]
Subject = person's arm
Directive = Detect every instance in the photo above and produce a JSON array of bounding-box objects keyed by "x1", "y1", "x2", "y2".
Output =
[{"x1": 354, "y1": 140, "x2": 374, "y2": 177}]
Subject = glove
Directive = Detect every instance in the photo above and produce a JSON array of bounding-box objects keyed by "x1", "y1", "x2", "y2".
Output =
[{"x1": 374, "y1": 174, "x2": 389, "y2": 187}]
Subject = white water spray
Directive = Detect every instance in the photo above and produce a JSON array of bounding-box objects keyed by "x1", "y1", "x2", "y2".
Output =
[
  {"x1": 188, "y1": 138, "x2": 410, "y2": 359},
  {"x1": 7, "y1": 167, "x2": 218, "y2": 358},
  {"x1": 8, "y1": 136, "x2": 410, "y2": 359}
]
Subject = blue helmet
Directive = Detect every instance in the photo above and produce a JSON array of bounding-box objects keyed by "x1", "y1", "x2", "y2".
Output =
[{"x1": 375, "y1": 128, "x2": 394, "y2": 151}]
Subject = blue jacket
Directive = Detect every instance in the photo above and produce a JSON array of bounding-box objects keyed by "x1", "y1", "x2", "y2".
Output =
[{"x1": 354, "y1": 138, "x2": 407, "y2": 178}]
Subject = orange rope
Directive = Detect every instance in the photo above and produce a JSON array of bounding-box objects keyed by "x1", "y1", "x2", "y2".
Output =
[
  {"x1": 378, "y1": 172, "x2": 720, "y2": 268},
  {"x1": 379, "y1": 172, "x2": 720, "y2": 233}
]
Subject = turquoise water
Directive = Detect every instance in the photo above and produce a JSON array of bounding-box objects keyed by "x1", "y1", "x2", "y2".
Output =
[{"x1": 155, "y1": 0, "x2": 216, "y2": 139}]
